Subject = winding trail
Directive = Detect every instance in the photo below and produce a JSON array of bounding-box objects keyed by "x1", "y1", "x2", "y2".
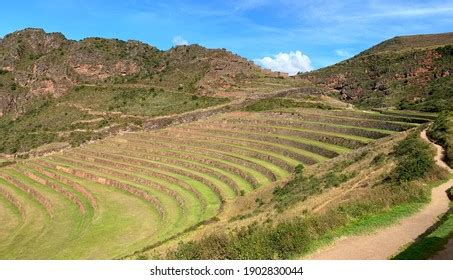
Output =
[
  {"x1": 421, "y1": 130, "x2": 453, "y2": 173},
  {"x1": 306, "y1": 129, "x2": 452, "y2": 260}
]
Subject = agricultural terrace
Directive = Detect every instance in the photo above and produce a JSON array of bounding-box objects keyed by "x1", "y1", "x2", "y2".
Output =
[{"x1": 0, "y1": 107, "x2": 433, "y2": 259}]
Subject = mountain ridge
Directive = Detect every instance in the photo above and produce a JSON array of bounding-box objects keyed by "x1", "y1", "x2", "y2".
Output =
[{"x1": 0, "y1": 28, "x2": 278, "y2": 116}]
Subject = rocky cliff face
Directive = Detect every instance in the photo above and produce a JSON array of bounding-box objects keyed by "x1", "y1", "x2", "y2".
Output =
[
  {"x1": 303, "y1": 33, "x2": 453, "y2": 110},
  {"x1": 0, "y1": 28, "x2": 266, "y2": 115}
]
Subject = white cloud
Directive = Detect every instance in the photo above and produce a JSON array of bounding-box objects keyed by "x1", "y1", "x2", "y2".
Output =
[
  {"x1": 172, "y1": 35, "x2": 188, "y2": 46},
  {"x1": 335, "y1": 49, "x2": 351, "y2": 58},
  {"x1": 255, "y1": 51, "x2": 313, "y2": 75}
]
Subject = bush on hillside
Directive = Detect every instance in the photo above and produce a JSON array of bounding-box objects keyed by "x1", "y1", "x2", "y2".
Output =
[
  {"x1": 294, "y1": 164, "x2": 304, "y2": 174},
  {"x1": 273, "y1": 168, "x2": 351, "y2": 210},
  {"x1": 397, "y1": 76, "x2": 453, "y2": 112},
  {"x1": 428, "y1": 112, "x2": 449, "y2": 144},
  {"x1": 392, "y1": 135, "x2": 433, "y2": 183}
]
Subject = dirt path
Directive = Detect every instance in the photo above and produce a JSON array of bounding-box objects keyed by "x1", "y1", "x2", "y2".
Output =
[
  {"x1": 421, "y1": 130, "x2": 453, "y2": 173},
  {"x1": 306, "y1": 129, "x2": 453, "y2": 260}
]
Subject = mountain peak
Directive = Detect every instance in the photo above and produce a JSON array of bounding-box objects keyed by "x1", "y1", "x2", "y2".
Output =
[{"x1": 5, "y1": 28, "x2": 66, "y2": 40}]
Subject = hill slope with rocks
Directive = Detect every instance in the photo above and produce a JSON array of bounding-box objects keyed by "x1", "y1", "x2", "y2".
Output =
[
  {"x1": 0, "y1": 28, "x2": 288, "y2": 116},
  {"x1": 303, "y1": 32, "x2": 453, "y2": 111}
]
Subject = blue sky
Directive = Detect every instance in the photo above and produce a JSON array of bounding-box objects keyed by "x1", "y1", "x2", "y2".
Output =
[{"x1": 1, "y1": 0, "x2": 452, "y2": 73}]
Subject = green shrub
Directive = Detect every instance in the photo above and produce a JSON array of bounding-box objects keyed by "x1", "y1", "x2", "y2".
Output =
[
  {"x1": 324, "y1": 172, "x2": 349, "y2": 187},
  {"x1": 294, "y1": 164, "x2": 304, "y2": 174},
  {"x1": 169, "y1": 234, "x2": 230, "y2": 259},
  {"x1": 168, "y1": 220, "x2": 313, "y2": 260},
  {"x1": 273, "y1": 174, "x2": 321, "y2": 210},
  {"x1": 273, "y1": 169, "x2": 352, "y2": 210},
  {"x1": 428, "y1": 112, "x2": 448, "y2": 145},
  {"x1": 392, "y1": 135, "x2": 433, "y2": 183}
]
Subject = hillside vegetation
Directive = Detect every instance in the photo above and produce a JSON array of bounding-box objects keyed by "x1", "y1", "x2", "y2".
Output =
[
  {"x1": 0, "y1": 28, "x2": 272, "y2": 113},
  {"x1": 427, "y1": 111, "x2": 453, "y2": 167},
  {"x1": 0, "y1": 85, "x2": 227, "y2": 155},
  {"x1": 303, "y1": 33, "x2": 453, "y2": 110}
]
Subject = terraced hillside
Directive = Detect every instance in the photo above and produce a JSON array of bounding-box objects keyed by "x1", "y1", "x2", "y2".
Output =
[{"x1": 0, "y1": 105, "x2": 434, "y2": 259}]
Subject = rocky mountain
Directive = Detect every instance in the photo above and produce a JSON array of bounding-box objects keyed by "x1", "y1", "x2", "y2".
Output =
[
  {"x1": 0, "y1": 28, "x2": 270, "y2": 116},
  {"x1": 303, "y1": 32, "x2": 453, "y2": 111}
]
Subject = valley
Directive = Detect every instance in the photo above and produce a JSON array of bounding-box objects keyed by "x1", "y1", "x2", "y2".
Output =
[{"x1": 0, "y1": 29, "x2": 451, "y2": 260}]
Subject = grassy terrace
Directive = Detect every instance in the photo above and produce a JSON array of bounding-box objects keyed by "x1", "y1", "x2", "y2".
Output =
[{"x1": 0, "y1": 107, "x2": 429, "y2": 259}]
